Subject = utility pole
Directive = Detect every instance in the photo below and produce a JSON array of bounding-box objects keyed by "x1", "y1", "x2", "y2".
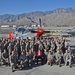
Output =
[{"x1": 39, "y1": 18, "x2": 41, "y2": 27}]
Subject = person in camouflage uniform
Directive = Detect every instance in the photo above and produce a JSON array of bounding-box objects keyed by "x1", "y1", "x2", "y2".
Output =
[
  {"x1": 19, "y1": 51, "x2": 28, "y2": 69},
  {"x1": 11, "y1": 50, "x2": 18, "y2": 72},
  {"x1": 47, "y1": 51, "x2": 54, "y2": 66},
  {"x1": 64, "y1": 50, "x2": 71, "y2": 67},
  {"x1": 2, "y1": 49, "x2": 9, "y2": 65},
  {"x1": 55, "y1": 49, "x2": 63, "y2": 67}
]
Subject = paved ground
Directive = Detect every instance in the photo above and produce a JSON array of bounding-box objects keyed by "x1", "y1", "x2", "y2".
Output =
[{"x1": 0, "y1": 64, "x2": 75, "y2": 75}]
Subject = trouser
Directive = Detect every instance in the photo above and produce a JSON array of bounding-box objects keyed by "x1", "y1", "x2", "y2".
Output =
[
  {"x1": 56, "y1": 59, "x2": 61, "y2": 65},
  {"x1": 20, "y1": 60, "x2": 29, "y2": 68},
  {"x1": 0, "y1": 50, "x2": 1, "y2": 65},
  {"x1": 35, "y1": 56, "x2": 44, "y2": 65},
  {"x1": 11, "y1": 63, "x2": 16, "y2": 69},
  {"x1": 65, "y1": 59, "x2": 71, "y2": 66},
  {"x1": 47, "y1": 58, "x2": 54, "y2": 65},
  {"x1": 3, "y1": 59, "x2": 8, "y2": 65},
  {"x1": 29, "y1": 59, "x2": 33, "y2": 66}
]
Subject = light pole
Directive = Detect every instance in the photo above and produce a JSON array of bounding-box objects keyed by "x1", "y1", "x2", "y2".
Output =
[{"x1": 39, "y1": 18, "x2": 41, "y2": 27}]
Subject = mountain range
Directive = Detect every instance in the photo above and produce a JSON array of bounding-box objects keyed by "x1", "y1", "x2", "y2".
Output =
[{"x1": 0, "y1": 8, "x2": 75, "y2": 26}]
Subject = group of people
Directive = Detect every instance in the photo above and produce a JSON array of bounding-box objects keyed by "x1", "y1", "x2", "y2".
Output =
[{"x1": 0, "y1": 36, "x2": 74, "y2": 72}]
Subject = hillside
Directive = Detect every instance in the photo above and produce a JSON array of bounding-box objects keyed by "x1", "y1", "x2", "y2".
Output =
[{"x1": 0, "y1": 8, "x2": 75, "y2": 26}]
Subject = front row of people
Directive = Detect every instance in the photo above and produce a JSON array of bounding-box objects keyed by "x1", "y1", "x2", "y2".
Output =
[
  {"x1": 1, "y1": 47, "x2": 74, "y2": 72},
  {"x1": 47, "y1": 49, "x2": 72, "y2": 67}
]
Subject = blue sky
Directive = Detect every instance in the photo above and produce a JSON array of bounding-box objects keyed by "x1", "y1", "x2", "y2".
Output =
[{"x1": 0, "y1": 0, "x2": 75, "y2": 15}]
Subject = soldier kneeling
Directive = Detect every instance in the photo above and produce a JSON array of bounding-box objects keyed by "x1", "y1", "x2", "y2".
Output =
[
  {"x1": 64, "y1": 50, "x2": 72, "y2": 67},
  {"x1": 11, "y1": 50, "x2": 18, "y2": 72},
  {"x1": 19, "y1": 51, "x2": 28, "y2": 70},
  {"x1": 47, "y1": 51, "x2": 54, "y2": 66},
  {"x1": 27, "y1": 49, "x2": 34, "y2": 66},
  {"x1": 55, "y1": 50, "x2": 63, "y2": 67},
  {"x1": 2, "y1": 49, "x2": 9, "y2": 65}
]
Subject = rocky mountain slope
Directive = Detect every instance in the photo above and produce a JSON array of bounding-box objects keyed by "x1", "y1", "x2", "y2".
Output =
[{"x1": 0, "y1": 8, "x2": 75, "y2": 26}]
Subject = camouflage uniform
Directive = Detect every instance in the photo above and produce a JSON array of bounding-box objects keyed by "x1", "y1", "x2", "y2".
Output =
[
  {"x1": 64, "y1": 52, "x2": 71, "y2": 66},
  {"x1": 47, "y1": 51, "x2": 54, "y2": 66},
  {"x1": 55, "y1": 50, "x2": 63, "y2": 66}
]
